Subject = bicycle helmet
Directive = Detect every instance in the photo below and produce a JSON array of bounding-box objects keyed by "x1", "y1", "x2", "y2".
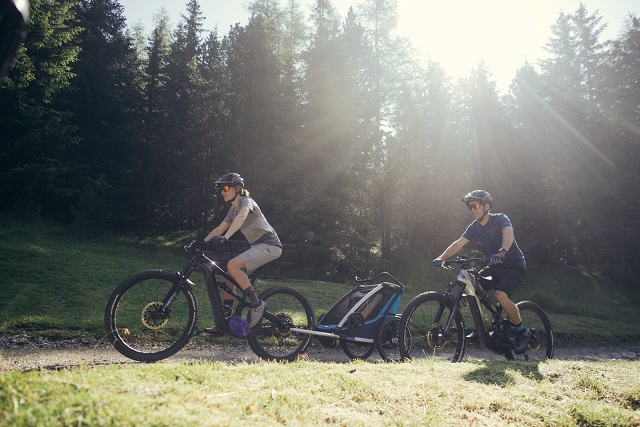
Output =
[
  {"x1": 462, "y1": 190, "x2": 492, "y2": 207},
  {"x1": 215, "y1": 172, "x2": 244, "y2": 188}
]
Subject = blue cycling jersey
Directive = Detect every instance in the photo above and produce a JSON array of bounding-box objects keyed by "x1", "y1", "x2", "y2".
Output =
[{"x1": 462, "y1": 213, "x2": 526, "y2": 269}]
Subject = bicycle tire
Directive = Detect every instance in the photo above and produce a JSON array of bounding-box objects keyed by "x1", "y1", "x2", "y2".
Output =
[
  {"x1": 105, "y1": 270, "x2": 198, "y2": 362},
  {"x1": 248, "y1": 286, "x2": 314, "y2": 362},
  {"x1": 376, "y1": 316, "x2": 402, "y2": 362},
  {"x1": 398, "y1": 291, "x2": 466, "y2": 362},
  {"x1": 514, "y1": 300, "x2": 554, "y2": 361},
  {"x1": 341, "y1": 339, "x2": 376, "y2": 360}
]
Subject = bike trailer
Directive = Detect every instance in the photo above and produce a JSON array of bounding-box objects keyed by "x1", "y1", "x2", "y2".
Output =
[{"x1": 316, "y1": 281, "x2": 404, "y2": 341}]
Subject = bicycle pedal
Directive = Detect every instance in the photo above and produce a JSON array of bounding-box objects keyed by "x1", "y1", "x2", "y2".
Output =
[{"x1": 465, "y1": 330, "x2": 480, "y2": 345}]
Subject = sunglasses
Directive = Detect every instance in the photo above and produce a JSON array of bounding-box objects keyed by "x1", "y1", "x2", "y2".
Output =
[
  {"x1": 467, "y1": 202, "x2": 483, "y2": 210},
  {"x1": 220, "y1": 185, "x2": 232, "y2": 192}
]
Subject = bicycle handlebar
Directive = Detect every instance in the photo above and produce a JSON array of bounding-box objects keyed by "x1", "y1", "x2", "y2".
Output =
[
  {"x1": 438, "y1": 257, "x2": 489, "y2": 269},
  {"x1": 184, "y1": 240, "x2": 216, "y2": 253},
  {"x1": 446, "y1": 257, "x2": 489, "y2": 264},
  {"x1": 354, "y1": 271, "x2": 405, "y2": 288}
]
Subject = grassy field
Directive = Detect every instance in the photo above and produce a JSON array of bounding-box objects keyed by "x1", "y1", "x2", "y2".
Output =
[
  {"x1": 2, "y1": 218, "x2": 640, "y2": 425},
  {"x1": 1, "y1": 217, "x2": 639, "y2": 344},
  {"x1": 1, "y1": 358, "x2": 639, "y2": 426}
]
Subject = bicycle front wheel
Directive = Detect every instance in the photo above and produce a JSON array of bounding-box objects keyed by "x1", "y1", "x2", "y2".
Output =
[
  {"x1": 515, "y1": 300, "x2": 554, "y2": 361},
  {"x1": 105, "y1": 270, "x2": 198, "y2": 362},
  {"x1": 248, "y1": 286, "x2": 314, "y2": 361},
  {"x1": 399, "y1": 291, "x2": 466, "y2": 362}
]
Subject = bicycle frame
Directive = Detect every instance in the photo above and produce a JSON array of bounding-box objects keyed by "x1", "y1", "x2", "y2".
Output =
[
  {"x1": 398, "y1": 258, "x2": 553, "y2": 362},
  {"x1": 445, "y1": 278, "x2": 499, "y2": 351},
  {"x1": 106, "y1": 240, "x2": 317, "y2": 362},
  {"x1": 439, "y1": 259, "x2": 513, "y2": 354},
  {"x1": 166, "y1": 249, "x2": 253, "y2": 336}
]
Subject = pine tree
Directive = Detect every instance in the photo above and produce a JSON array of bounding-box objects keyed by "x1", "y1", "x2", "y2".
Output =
[
  {"x1": 505, "y1": 62, "x2": 559, "y2": 263},
  {"x1": 64, "y1": 0, "x2": 146, "y2": 232},
  {"x1": 144, "y1": 9, "x2": 171, "y2": 131},
  {"x1": 539, "y1": 4, "x2": 610, "y2": 266},
  {"x1": 592, "y1": 14, "x2": 640, "y2": 272},
  {"x1": 226, "y1": 2, "x2": 294, "y2": 199},
  {"x1": 356, "y1": 0, "x2": 408, "y2": 259},
  {"x1": 0, "y1": 0, "x2": 81, "y2": 219},
  {"x1": 391, "y1": 59, "x2": 459, "y2": 264},
  {"x1": 148, "y1": 0, "x2": 209, "y2": 228},
  {"x1": 285, "y1": 0, "x2": 374, "y2": 276}
]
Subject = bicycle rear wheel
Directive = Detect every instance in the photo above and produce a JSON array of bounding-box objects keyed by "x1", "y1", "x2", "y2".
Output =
[
  {"x1": 105, "y1": 270, "x2": 197, "y2": 362},
  {"x1": 377, "y1": 316, "x2": 402, "y2": 362},
  {"x1": 515, "y1": 301, "x2": 554, "y2": 361},
  {"x1": 398, "y1": 291, "x2": 466, "y2": 362},
  {"x1": 248, "y1": 286, "x2": 314, "y2": 361}
]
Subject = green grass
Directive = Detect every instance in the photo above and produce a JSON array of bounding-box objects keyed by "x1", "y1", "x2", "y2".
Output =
[
  {"x1": 0, "y1": 218, "x2": 186, "y2": 335},
  {"x1": 1, "y1": 359, "x2": 639, "y2": 426},
  {"x1": 1, "y1": 217, "x2": 640, "y2": 345},
  {"x1": 2, "y1": 218, "x2": 640, "y2": 426}
]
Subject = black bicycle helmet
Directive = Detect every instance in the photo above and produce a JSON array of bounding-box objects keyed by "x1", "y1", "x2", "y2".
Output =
[
  {"x1": 215, "y1": 172, "x2": 244, "y2": 188},
  {"x1": 461, "y1": 190, "x2": 492, "y2": 206}
]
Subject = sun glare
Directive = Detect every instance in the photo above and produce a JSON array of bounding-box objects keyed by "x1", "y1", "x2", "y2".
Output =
[{"x1": 396, "y1": 1, "x2": 559, "y2": 90}]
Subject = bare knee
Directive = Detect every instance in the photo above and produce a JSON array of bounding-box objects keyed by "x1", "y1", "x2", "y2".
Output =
[
  {"x1": 495, "y1": 291, "x2": 511, "y2": 306},
  {"x1": 226, "y1": 257, "x2": 245, "y2": 274},
  {"x1": 226, "y1": 257, "x2": 251, "y2": 289}
]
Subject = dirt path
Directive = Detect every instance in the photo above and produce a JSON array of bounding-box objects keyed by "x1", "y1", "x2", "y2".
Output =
[
  {"x1": 0, "y1": 333, "x2": 357, "y2": 371},
  {"x1": 2, "y1": 333, "x2": 639, "y2": 371}
]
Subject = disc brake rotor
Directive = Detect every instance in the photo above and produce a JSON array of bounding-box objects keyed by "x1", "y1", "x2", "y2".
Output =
[
  {"x1": 528, "y1": 331, "x2": 541, "y2": 351},
  {"x1": 426, "y1": 324, "x2": 447, "y2": 350},
  {"x1": 141, "y1": 302, "x2": 169, "y2": 330},
  {"x1": 273, "y1": 313, "x2": 294, "y2": 337}
]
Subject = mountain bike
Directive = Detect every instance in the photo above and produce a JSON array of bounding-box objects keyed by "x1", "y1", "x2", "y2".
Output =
[
  {"x1": 296, "y1": 272, "x2": 405, "y2": 362},
  {"x1": 398, "y1": 257, "x2": 554, "y2": 362},
  {"x1": 105, "y1": 240, "x2": 314, "y2": 362}
]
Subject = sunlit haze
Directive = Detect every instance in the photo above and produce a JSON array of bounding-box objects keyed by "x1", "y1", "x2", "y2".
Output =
[{"x1": 120, "y1": 0, "x2": 638, "y2": 92}]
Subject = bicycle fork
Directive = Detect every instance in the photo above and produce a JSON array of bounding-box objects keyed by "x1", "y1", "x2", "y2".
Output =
[
  {"x1": 433, "y1": 282, "x2": 466, "y2": 341},
  {"x1": 158, "y1": 262, "x2": 198, "y2": 316}
]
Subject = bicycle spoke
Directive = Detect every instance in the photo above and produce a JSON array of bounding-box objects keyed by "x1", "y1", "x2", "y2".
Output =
[
  {"x1": 105, "y1": 270, "x2": 197, "y2": 362},
  {"x1": 248, "y1": 286, "x2": 313, "y2": 361},
  {"x1": 517, "y1": 301, "x2": 554, "y2": 361},
  {"x1": 399, "y1": 292, "x2": 465, "y2": 362}
]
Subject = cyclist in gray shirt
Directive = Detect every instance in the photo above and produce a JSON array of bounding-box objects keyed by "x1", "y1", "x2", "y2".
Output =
[{"x1": 205, "y1": 173, "x2": 282, "y2": 328}]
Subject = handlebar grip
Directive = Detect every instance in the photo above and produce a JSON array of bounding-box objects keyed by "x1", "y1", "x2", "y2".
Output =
[{"x1": 184, "y1": 240, "x2": 213, "y2": 252}]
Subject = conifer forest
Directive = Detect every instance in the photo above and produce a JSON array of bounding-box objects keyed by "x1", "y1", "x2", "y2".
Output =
[{"x1": 1, "y1": 0, "x2": 639, "y2": 281}]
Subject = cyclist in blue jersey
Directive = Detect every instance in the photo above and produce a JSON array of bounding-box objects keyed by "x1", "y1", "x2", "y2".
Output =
[{"x1": 432, "y1": 190, "x2": 531, "y2": 354}]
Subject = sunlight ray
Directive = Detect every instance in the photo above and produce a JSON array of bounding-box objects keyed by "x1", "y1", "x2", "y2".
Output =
[{"x1": 518, "y1": 78, "x2": 614, "y2": 168}]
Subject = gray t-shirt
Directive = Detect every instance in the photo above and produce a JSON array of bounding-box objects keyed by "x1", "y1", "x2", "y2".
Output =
[{"x1": 224, "y1": 197, "x2": 281, "y2": 247}]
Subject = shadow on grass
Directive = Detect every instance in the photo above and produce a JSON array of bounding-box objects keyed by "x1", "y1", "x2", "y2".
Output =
[{"x1": 463, "y1": 359, "x2": 545, "y2": 386}]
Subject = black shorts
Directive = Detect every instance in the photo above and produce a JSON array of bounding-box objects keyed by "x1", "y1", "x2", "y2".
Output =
[{"x1": 477, "y1": 265, "x2": 525, "y2": 297}]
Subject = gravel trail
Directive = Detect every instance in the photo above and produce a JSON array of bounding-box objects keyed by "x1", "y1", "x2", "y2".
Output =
[{"x1": 2, "y1": 332, "x2": 639, "y2": 371}]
